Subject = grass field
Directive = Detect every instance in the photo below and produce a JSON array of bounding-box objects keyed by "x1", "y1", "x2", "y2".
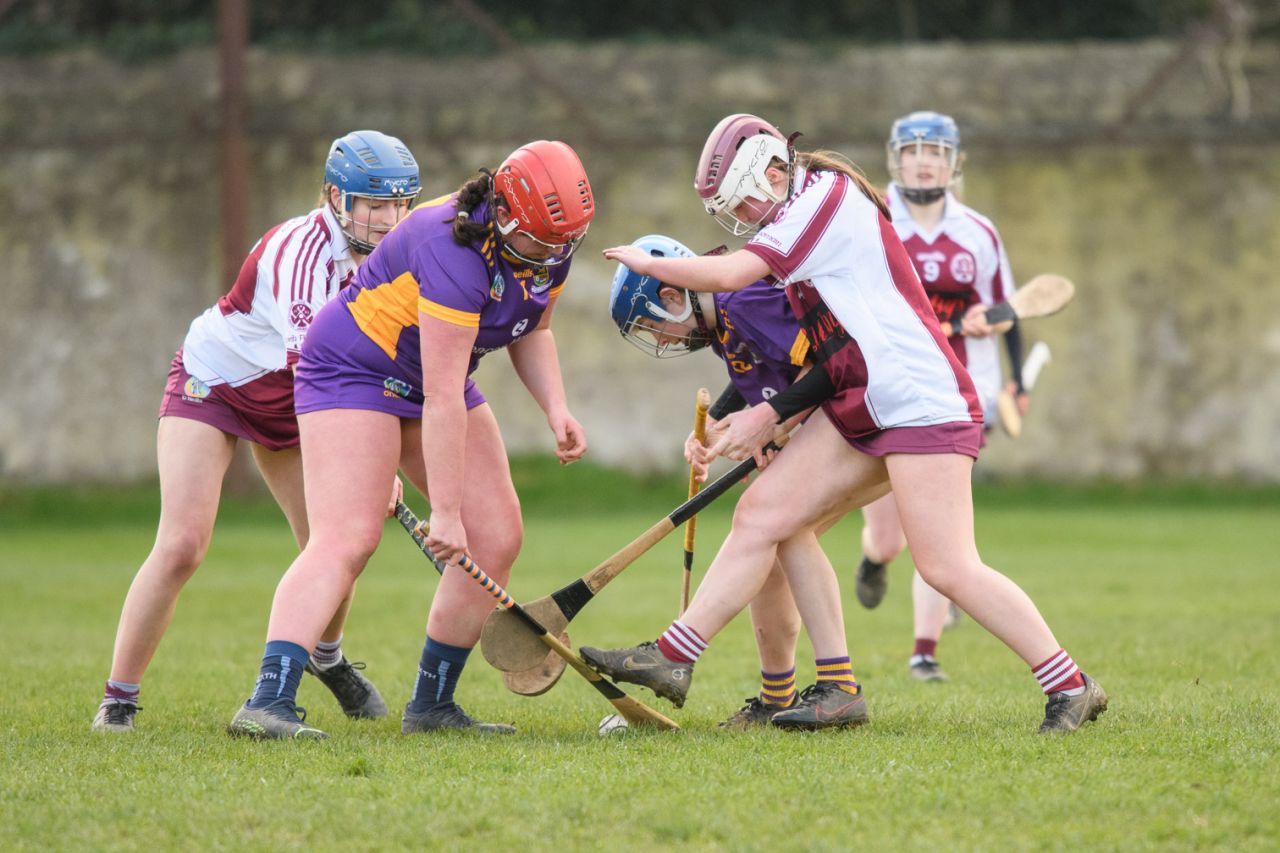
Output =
[{"x1": 2, "y1": 465, "x2": 1278, "y2": 851}]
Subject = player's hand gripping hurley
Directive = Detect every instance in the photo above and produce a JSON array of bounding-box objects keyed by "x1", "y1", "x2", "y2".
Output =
[
  {"x1": 940, "y1": 273, "x2": 1075, "y2": 336},
  {"x1": 680, "y1": 388, "x2": 711, "y2": 615},
  {"x1": 394, "y1": 502, "x2": 679, "y2": 731}
]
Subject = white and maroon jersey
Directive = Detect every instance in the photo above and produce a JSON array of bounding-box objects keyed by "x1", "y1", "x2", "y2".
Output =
[
  {"x1": 886, "y1": 184, "x2": 1014, "y2": 416},
  {"x1": 182, "y1": 205, "x2": 358, "y2": 387},
  {"x1": 744, "y1": 168, "x2": 981, "y2": 435}
]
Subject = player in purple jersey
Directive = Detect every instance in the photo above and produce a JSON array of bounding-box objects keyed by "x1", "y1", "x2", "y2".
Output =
[
  {"x1": 92, "y1": 131, "x2": 418, "y2": 734},
  {"x1": 610, "y1": 233, "x2": 817, "y2": 726},
  {"x1": 854, "y1": 112, "x2": 1032, "y2": 684},
  {"x1": 587, "y1": 114, "x2": 1105, "y2": 735},
  {"x1": 228, "y1": 140, "x2": 595, "y2": 740}
]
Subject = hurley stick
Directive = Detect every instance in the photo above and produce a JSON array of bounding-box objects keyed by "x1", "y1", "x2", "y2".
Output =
[
  {"x1": 680, "y1": 388, "x2": 711, "y2": 615},
  {"x1": 394, "y1": 502, "x2": 679, "y2": 731}
]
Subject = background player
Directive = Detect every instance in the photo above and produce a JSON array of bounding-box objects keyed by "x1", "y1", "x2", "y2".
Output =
[
  {"x1": 93, "y1": 131, "x2": 420, "y2": 732},
  {"x1": 854, "y1": 111, "x2": 1030, "y2": 683}
]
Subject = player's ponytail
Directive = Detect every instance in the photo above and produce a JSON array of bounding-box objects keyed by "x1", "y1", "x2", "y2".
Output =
[
  {"x1": 796, "y1": 150, "x2": 890, "y2": 220},
  {"x1": 450, "y1": 171, "x2": 495, "y2": 245}
]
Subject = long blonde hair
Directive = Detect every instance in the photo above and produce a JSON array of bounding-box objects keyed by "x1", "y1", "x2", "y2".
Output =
[{"x1": 796, "y1": 150, "x2": 890, "y2": 220}]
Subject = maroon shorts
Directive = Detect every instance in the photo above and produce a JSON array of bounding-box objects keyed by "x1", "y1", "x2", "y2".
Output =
[
  {"x1": 844, "y1": 420, "x2": 983, "y2": 460},
  {"x1": 157, "y1": 350, "x2": 300, "y2": 451}
]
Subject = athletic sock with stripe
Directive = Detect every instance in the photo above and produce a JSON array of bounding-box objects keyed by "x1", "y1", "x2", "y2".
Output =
[
  {"x1": 1032, "y1": 648, "x2": 1086, "y2": 696},
  {"x1": 760, "y1": 668, "x2": 798, "y2": 707},
  {"x1": 101, "y1": 679, "x2": 140, "y2": 708},
  {"x1": 816, "y1": 656, "x2": 860, "y2": 694},
  {"x1": 406, "y1": 637, "x2": 470, "y2": 714},
  {"x1": 310, "y1": 635, "x2": 343, "y2": 670},
  {"x1": 246, "y1": 640, "x2": 309, "y2": 709},
  {"x1": 656, "y1": 619, "x2": 707, "y2": 664}
]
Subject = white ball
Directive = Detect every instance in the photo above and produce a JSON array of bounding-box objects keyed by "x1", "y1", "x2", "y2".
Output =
[{"x1": 597, "y1": 713, "x2": 629, "y2": 736}]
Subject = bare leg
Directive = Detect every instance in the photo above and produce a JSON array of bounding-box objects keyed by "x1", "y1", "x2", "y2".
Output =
[
  {"x1": 681, "y1": 412, "x2": 890, "y2": 642},
  {"x1": 265, "y1": 410, "x2": 401, "y2": 649},
  {"x1": 861, "y1": 492, "x2": 906, "y2": 563},
  {"x1": 747, "y1": 562, "x2": 801, "y2": 673},
  {"x1": 887, "y1": 453, "x2": 1060, "y2": 665},
  {"x1": 399, "y1": 405, "x2": 523, "y2": 648},
  {"x1": 912, "y1": 570, "x2": 952, "y2": 644},
  {"x1": 251, "y1": 442, "x2": 351, "y2": 645},
  {"x1": 108, "y1": 418, "x2": 236, "y2": 684}
]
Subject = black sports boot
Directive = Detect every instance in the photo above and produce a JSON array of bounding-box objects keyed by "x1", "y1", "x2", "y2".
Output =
[
  {"x1": 306, "y1": 657, "x2": 388, "y2": 719},
  {"x1": 855, "y1": 557, "x2": 888, "y2": 609},
  {"x1": 401, "y1": 702, "x2": 515, "y2": 734},
  {"x1": 770, "y1": 682, "x2": 869, "y2": 731},
  {"x1": 717, "y1": 696, "x2": 794, "y2": 730}
]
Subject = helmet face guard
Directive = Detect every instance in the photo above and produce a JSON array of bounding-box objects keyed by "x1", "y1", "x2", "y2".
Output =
[
  {"x1": 493, "y1": 140, "x2": 594, "y2": 267},
  {"x1": 609, "y1": 235, "x2": 710, "y2": 358},
  {"x1": 886, "y1": 111, "x2": 962, "y2": 205},
  {"x1": 325, "y1": 130, "x2": 421, "y2": 254},
  {"x1": 694, "y1": 114, "x2": 792, "y2": 237}
]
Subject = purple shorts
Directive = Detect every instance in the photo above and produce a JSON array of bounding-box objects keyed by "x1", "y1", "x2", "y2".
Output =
[
  {"x1": 844, "y1": 420, "x2": 983, "y2": 460},
  {"x1": 294, "y1": 301, "x2": 485, "y2": 418},
  {"x1": 158, "y1": 350, "x2": 300, "y2": 450}
]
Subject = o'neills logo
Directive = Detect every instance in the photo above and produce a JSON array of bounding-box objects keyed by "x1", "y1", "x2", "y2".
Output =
[{"x1": 183, "y1": 377, "x2": 210, "y2": 401}]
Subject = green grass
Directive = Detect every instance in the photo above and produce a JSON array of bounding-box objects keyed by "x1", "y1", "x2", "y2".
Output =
[{"x1": 2, "y1": 470, "x2": 1278, "y2": 851}]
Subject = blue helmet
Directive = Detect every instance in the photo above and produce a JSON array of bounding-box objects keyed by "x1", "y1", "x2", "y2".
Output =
[
  {"x1": 609, "y1": 235, "x2": 710, "y2": 358},
  {"x1": 325, "y1": 130, "x2": 421, "y2": 253},
  {"x1": 886, "y1": 111, "x2": 963, "y2": 204}
]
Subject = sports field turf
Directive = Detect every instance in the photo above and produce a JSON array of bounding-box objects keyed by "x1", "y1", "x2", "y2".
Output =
[{"x1": 2, "y1": 465, "x2": 1277, "y2": 851}]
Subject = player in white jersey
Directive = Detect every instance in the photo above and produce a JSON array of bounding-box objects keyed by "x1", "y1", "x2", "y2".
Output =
[
  {"x1": 587, "y1": 114, "x2": 1106, "y2": 734},
  {"x1": 854, "y1": 112, "x2": 1032, "y2": 684},
  {"x1": 92, "y1": 131, "x2": 420, "y2": 733}
]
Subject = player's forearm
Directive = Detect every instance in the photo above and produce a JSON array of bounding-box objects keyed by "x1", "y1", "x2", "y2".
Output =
[
  {"x1": 508, "y1": 329, "x2": 570, "y2": 418},
  {"x1": 647, "y1": 251, "x2": 767, "y2": 293},
  {"x1": 1003, "y1": 320, "x2": 1025, "y2": 390},
  {"x1": 421, "y1": 392, "x2": 468, "y2": 516}
]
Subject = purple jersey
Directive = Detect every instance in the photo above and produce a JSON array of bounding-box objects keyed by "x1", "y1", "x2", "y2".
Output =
[
  {"x1": 709, "y1": 281, "x2": 809, "y2": 404},
  {"x1": 294, "y1": 194, "x2": 569, "y2": 417}
]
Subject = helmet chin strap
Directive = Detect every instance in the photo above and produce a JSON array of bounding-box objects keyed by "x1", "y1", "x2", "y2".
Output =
[{"x1": 899, "y1": 186, "x2": 947, "y2": 204}]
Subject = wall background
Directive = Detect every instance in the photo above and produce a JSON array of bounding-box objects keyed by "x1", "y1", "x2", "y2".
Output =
[{"x1": 2, "y1": 40, "x2": 1277, "y2": 482}]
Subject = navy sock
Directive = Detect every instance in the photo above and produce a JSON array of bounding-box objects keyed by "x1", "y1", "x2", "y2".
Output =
[
  {"x1": 406, "y1": 637, "x2": 471, "y2": 714},
  {"x1": 247, "y1": 640, "x2": 310, "y2": 710}
]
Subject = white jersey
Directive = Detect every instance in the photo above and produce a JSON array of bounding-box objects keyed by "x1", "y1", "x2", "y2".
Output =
[
  {"x1": 182, "y1": 205, "x2": 357, "y2": 387},
  {"x1": 886, "y1": 184, "x2": 1014, "y2": 416},
  {"x1": 745, "y1": 168, "x2": 981, "y2": 435}
]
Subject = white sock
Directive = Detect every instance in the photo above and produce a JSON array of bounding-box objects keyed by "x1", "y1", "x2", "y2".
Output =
[{"x1": 311, "y1": 636, "x2": 343, "y2": 669}]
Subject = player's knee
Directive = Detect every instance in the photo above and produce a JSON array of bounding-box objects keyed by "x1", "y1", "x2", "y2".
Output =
[
  {"x1": 314, "y1": 526, "x2": 383, "y2": 579},
  {"x1": 733, "y1": 489, "x2": 800, "y2": 545},
  {"x1": 153, "y1": 530, "x2": 211, "y2": 579},
  {"x1": 912, "y1": 557, "x2": 976, "y2": 599},
  {"x1": 863, "y1": 526, "x2": 906, "y2": 563}
]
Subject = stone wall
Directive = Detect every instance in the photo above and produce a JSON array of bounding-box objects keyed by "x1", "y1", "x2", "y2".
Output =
[{"x1": 2, "y1": 40, "x2": 1278, "y2": 482}]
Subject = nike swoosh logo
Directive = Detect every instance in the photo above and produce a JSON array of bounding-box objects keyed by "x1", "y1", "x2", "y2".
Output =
[{"x1": 622, "y1": 656, "x2": 659, "y2": 671}]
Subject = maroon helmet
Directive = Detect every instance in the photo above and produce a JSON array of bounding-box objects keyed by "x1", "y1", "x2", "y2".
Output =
[{"x1": 693, "y1": 114, "x2": 792, "y2": 236}]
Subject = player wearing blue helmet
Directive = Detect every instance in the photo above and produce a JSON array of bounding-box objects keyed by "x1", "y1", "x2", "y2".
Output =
[
  {"x1": 855, "y1": 110, "x2": 1035, "y2": 685},
  {"x1": 324, "y1": 130, "x2": 421, "y2": 255},
  {"x1": 92, "y1": 131, "x2": 421, "y2": 733}
]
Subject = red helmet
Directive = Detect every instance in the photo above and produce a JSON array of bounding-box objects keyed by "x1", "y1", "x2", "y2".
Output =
[
  {"x1": 694, "y1": 114, "x2": 792, "y2": 236},
  {"x1": 494, "y1": 140, "x2": 595, "y2": 266}
]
